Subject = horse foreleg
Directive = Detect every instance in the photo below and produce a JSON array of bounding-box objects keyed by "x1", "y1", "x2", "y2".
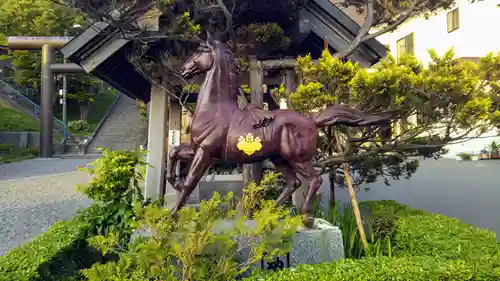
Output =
[
  {"x1": 166, "y1": 144, "x2": 195, "y2": 192},
  {"x1": 173, "y1": 148, "x2": 213, "y2": 212}
]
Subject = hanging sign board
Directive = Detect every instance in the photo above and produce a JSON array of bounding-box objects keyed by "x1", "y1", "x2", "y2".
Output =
[{"x1": 168, "y1": 129, "x2": 181, "y2": 147}]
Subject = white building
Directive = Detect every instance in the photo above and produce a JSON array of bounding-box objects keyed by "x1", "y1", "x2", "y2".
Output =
[
  {"x1": 376, "y1": 0, "x2": 500, "y2": 64},
  {"x1": 373, "y1": 0, "x2": 500, "y2": 157}
]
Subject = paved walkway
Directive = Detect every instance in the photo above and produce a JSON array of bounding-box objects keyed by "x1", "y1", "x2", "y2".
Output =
[{"x1": 0, "y1": 158, "x2": 95, "y2": 255}]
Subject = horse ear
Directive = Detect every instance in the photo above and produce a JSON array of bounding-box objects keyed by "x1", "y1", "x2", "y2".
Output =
[{"x1": 206, "y1": 30, "x2": 215, "y2": 46}]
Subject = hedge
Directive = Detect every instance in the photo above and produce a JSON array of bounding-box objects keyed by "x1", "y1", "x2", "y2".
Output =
[
  {"x1": 2, "y1": 200, "x2": 500, "y2": 281},
  {"x1": 0, "y1": 213, "x2": 102, "y2": 281},
  {"x1": 360, "y1": 200, "x2": 500, "y2": 280},
  {"x1": 244, "y1": 256, "x2": 473, "y2": 281}
]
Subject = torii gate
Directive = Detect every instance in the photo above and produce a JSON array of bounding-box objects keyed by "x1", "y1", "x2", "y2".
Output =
[{"x1": 7, "y1": 36, "x2": 86, "y2": 158}]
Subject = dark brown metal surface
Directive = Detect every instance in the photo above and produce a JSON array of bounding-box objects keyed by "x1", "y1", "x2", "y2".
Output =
[{"x1": 169, "y1": 36, "x2": 392, "y2": 227}]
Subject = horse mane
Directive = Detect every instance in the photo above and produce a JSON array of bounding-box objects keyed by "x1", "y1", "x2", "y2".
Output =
[{"x1": 213, "y1": 41, "x2": 239, "y2": 101}]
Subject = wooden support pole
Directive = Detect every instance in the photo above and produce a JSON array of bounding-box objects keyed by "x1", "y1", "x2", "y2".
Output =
[
  {"x1": 334, "y1": 130, "x2": 369, "y2": 251},
  {"x1": 144, "y1": 82, "x2": 169, "y2": 202},
  {"x1": 243, "y1": 57, "x2": 264, "y2": 185},
  {"x1": 343, "y1": 163, "x2": 369, "y2": 250},
  {"x1": 165, "y1": 96, "x2": 183, "y2": 206}
]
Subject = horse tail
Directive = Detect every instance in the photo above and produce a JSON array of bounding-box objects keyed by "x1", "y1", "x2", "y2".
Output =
[{"x1": 312, "y1": 105, "x2": 395, "y2": 139}]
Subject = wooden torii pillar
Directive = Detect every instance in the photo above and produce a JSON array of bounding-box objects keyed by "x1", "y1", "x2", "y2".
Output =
[
  {"x1": 242, "y1": 56, "x2": 264, "y2": 185},
  {"x1": 7, "y1": 36, "x2": 85, "y2": 158}
]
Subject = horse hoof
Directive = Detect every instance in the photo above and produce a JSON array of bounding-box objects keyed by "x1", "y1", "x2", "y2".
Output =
[
  {"x1": 301, "y1": 214, "x2": 315, "y2": 229},
  {"x1": 166, "y1": 177, "x2": 176, "y2": 187}
]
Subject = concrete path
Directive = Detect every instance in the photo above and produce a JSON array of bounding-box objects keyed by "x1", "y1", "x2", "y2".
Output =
[{"x1": 0, "y1": 158, "x2": 95, "y2": 255}]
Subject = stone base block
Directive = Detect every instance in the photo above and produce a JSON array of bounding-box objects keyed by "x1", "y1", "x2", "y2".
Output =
[
  {"x1": 290, "y1": 218, "x2": 344, "y2": 265},
  {"x1": 215, "y1": 218, "x2": 344, "y2": 270}
]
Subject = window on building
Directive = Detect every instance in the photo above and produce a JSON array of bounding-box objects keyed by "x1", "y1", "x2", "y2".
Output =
[
  {"x1": 447, "y1": 8, "x2": 459, "y2": 33},
  {"x1": 396, "y1": 33, "x2": 414, "y2": 58}
]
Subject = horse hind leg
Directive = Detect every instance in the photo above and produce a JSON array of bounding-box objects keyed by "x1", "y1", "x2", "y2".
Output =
[
  {"x1": 165, "y1": 147, "x2": 181, "y2": 191},
  {"x1": 272, "y1": 158, "x2": 302, "y2": 206},
  {"x1": 289, "y1": 160, "x2": 322, "y2": 228}
]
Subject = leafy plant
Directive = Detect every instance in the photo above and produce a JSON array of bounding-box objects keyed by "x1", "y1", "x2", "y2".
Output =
[
  {"x1": 77, "y1": 149, "x2": 148, "y2": 245},
  {"x1": 290, "y1": 49, "x2": 499, "y2": 188},
  {"x1": 82, "y1": 192, "x2": 301, "y2": 281},
  {"x1": 315, "y1": 199, "x2": 392, "y2": 259},
  {"x1": 136, "y1": 100, "x2": 147, "y2": 123},
  {"x1": 67, "y1": 119, "x2": 91, "y2": 133},
  {"x1": 182, "y1": 83, "x2": 201, "y2": 94},
  {"x1": 0, "y1": 144, "x2": 13, "y2": 153},
  {"x1": 457, "y1": 152, "x2": 472, "y2": 160},
  {"x1": 22, "y1": 147, "x2": 39, "y2": 156},
  {"x1": 486, "y1": 140, "x2": 499, "y2": 153},
  {"x1": 239, "y1": 172, "x2": 283, "y2": 216}
]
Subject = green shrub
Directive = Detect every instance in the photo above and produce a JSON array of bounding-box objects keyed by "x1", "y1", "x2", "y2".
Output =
[
  {"x1": 22, "y1": 147, "x2": 39, "y2": 156},
  {"x1": 457, "y1": 152, "x2": 473, "y2": 160},
  {"x1": 313, "y1": 198, "x2": 392, "y2": 259},
  {"x1": 67, "y1": 120, "x2": 91, "y2": 133},
  {"x1": 0, "y1": 144, "x2": 13, "y2": 153},
  {"x1": 244, "y1": 256, "x2": 473, "y2": 281},
  {"x1": 77, "y1": 149, "x2": 147, "y2": 246},
  {"x1": 360, "y1": 200, "x2": 500, "y2": 280},
  {"x1": 0, "y1": 215, "x2": 102, "y2": 281},
  {"x1": 82, "y1": 192, "x2": 301, "y2": 281}
]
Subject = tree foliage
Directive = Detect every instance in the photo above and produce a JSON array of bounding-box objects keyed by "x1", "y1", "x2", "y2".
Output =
[
  {"x1": 82, "y1": 192, "x2": 300, "y2": 281},
  {"x1": 0, "y1": 0, "x2": 82, "y2": 87},
  {"x1": 0, "y1": 0, "x2": 106, "y2": 118},
  {"x1": 54, "y1": 0, "x2": 497, "y2": 185},
  {"x1": 283, "y1": 49, "x2": 499, "y2": 186}
]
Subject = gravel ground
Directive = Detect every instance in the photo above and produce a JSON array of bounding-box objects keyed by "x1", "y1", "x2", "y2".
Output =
[
  {"x1": 0, "y1": 158, "x2": 95, "y2": 180},
  {"x1": 0, "y1": 158, "x2": 96, "y2": 255}
]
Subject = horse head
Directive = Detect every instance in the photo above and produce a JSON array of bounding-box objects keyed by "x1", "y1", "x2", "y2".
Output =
[{"x1": 180, "y1": 33, "x2": 217, "y2": 79}]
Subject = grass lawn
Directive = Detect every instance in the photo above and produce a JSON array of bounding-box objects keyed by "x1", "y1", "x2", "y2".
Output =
[{"x1": 0, "y1": 105, "x2": 39, "y2": 132}]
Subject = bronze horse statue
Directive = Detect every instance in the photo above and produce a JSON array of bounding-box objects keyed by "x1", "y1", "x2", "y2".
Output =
[{"x1": 171, "y1": 35, "x2": 393, "y2": 227}]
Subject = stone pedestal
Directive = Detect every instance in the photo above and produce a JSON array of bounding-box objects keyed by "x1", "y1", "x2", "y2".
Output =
[
  {"x1": 214, "y1": 218, "x2": 344, "y2": 271},
  {"x1": 198, "y1": 174, "x2": 245, "y2": 202},
  {"x1": 290, "y1": 218, "x2": 344, "y2": 265}
]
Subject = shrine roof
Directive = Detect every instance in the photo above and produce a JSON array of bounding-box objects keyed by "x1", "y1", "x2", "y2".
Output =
[{"x1": 61, "y1": 0, "x2": 387, "y2": 103}]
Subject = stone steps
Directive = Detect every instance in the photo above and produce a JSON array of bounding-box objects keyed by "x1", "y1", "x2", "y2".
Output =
[{"x1": 86, "y1": 94, "x2": 147, "y2": 154}]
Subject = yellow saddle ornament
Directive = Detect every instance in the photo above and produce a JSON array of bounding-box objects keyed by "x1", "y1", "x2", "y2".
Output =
[{"x1": 237, "y1": 133, "x2": 262, "y2": 155}]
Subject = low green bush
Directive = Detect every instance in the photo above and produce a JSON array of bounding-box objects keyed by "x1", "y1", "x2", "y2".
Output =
[
  {"x1": 0, "y1": 214, "x2": 103, "y2": 281},
  {"x1": 0, "y1": 149, "x2": 147, "y2": 281},
  {"x1": 67, "y1": 120, "x2": 91, "y2": 133},
  {"x1": 244, "y1": 256, "x2": 473, "y2": 281},
  {"x1": 360, "y1": 200, "x2": 500, "y2": 280},
  {"x1": 0, "y1": 144, "x2": 13, "y2": 153}
]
